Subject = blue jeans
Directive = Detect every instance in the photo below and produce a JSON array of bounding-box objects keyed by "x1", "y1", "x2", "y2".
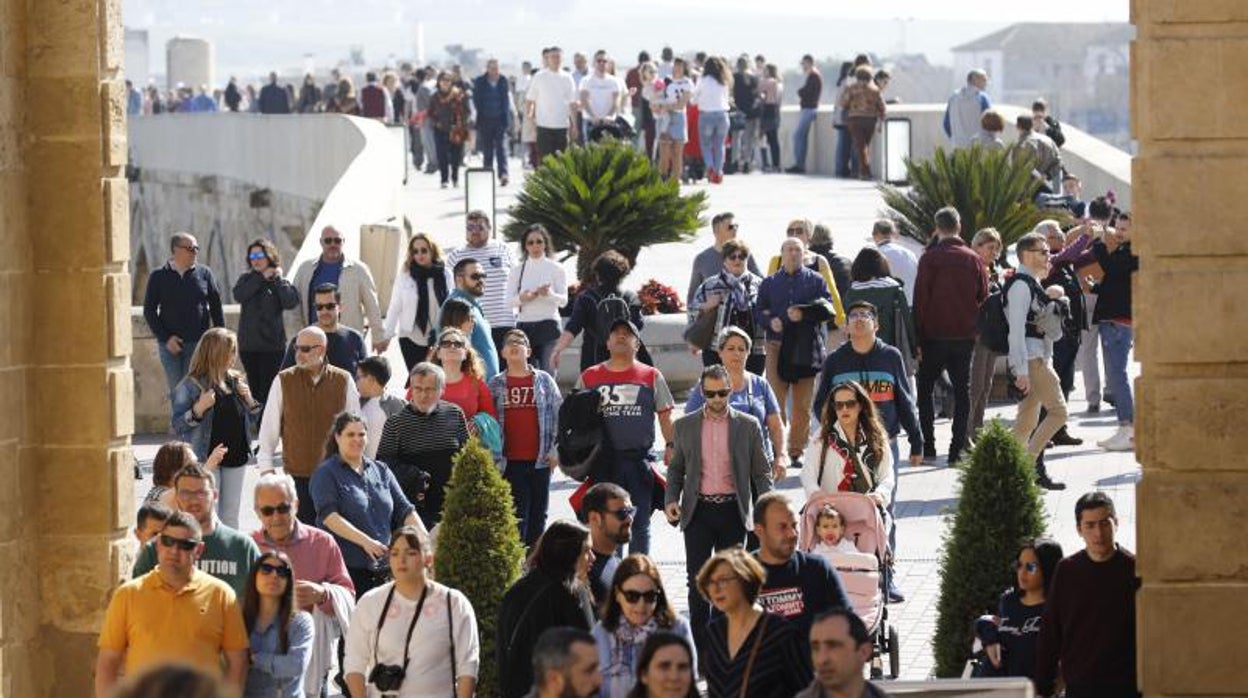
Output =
[
  {"x1": 792, "y1": 108, "x2": 818, "y2": 170},
  {"x1": 478, "y1": 121, "x2": 509, "y2": 177},
  {"x1": 834, "y1": 125, "x2": 858, "y2": 177},
  {"x1": 610, "y1": 455, "x2": 654, "y2": 555},
  {"x1": 1099, "y1": 322, "x2": 1135, "y2": 424},
  {"x1": 157, "y1": 338, "x2": 198, "y2": 401},
  {"x1": 216, "y1": 465, "x2": 246, "y2": 529},
  {"x1": 503, "y1": 460, "x2": 552, "y2": 547},
  {"x1": 698, "y1": 110, "x2": 730, "y2": 174}
]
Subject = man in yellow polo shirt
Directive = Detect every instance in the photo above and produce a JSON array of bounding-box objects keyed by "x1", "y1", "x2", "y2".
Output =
[{"x1": 95, "y1": 510, "x2": 249, "y2": 697}]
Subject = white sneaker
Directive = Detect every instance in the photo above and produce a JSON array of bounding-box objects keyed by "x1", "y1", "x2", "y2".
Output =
[
  {"x1": 1097, "y1": 426, "x2": 1126, "y2": 448},
  {"x1": 1102, "y1": 426, "x2": 1135, "y2": 452}
]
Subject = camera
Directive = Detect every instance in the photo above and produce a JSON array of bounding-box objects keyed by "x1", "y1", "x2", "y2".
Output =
[{"x1": 368, "y1": 663, "x2": 407, "y2": 692}]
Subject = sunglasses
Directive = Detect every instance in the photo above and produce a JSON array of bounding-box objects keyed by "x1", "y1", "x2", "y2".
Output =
[
  {"x1": 833, "y1": 399, "x2": 860, "y2": 411},
  {"x1": 411, "y1": 247, "x2": 431, "y2": 255},
  {"x1": 159, "y1": 534, "x2": 200, "y2": 551},
  {"x1": 848, "y1": 311, "x2": 876, "y2": 321},
  {"x1": 321, "y1": 237, "x2": 343, "y2": 245},
  {"x1": 295, "y1": 344, "x2": 322, "y2": 353},
  {"x1": 606, "y1": 505, "x2": 637, "y2": 521},
  {"x1": 525, "y1": 238, "x2": 546, "y2": 246},
  {"x1": 505, "y1": 338, "x2": 530, "y2": 347},
  {"x1": 726, "y1": 253, "x2": 748, "y2": 261},
  {"x1": 439, "y1": 340, "x2": 466, "y2": 349},
  {"x1": 1013, "y1": 560, "x2": 1040, "y2": 573},
  {"x1": 258, "y1": 562, "x2": 292, "y2": 578},
  {"x1": 315, "y1": 302, "x2": 339, "y2": 311},
  {"x1": 620, "y1": 589, "x2": 660, "y2": 604},
  {"x1": 248, "y1": 251, "x2": 267, "y2": 261},
  {"x1": 178, "y1": 245, "x2": 201, "y2": 252},
  {"x1": 258, "y1": 503, "x2": 292, "y2": 517},
  {"x1": 704, "y1": 389, "x2": 732, "y2": 398},
  {"x1": 468, "y1": 273, "x2": 488, "y2": 281}
]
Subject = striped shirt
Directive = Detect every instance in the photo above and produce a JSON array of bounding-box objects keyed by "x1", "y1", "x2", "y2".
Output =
[
  {"x1": 375, "y1": 401, "x2": 470, "y2": 466},
  {"x1": 446, "y1": 241, "x2": 516, "y2": 329},
  {"x1": 703, "y1": 612, "x2": 811, "y2": 698}
]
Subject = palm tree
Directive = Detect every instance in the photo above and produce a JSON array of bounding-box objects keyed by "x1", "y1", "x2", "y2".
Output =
[
  {"x1": 503, "y1": 140, "x2": 708, "y2": 284},
  {"x1": 879, "y1": 144, "x2": 1070, "y2": 247}
]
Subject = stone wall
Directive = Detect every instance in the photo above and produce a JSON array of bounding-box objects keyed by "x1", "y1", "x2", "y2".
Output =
[
  {"x1": 0, "y1": 0, "x2": 134, "y2": 695},
  {"x1": 1133, "y1": 3, "x2": 1248, "y2": 695}
]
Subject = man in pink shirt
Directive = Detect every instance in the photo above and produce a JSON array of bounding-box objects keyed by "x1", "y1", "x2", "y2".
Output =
[{"x1": 665, "y1": 364, "x2": 773, "y2": 654}]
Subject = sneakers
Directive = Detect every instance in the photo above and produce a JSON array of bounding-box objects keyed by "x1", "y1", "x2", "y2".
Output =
[
  {"x1": 1100, "y1": 426, "x2": 1135, "y2": 452},
  {"x1": 784, "y1": 165, "x2": 805, "y2": 174},
  {"x1": 499, "y1": 175, "x2": 509, "y2": 187},
  {"x1": 1086, "y1": 402, "x2": 1101, "y2": 414}
]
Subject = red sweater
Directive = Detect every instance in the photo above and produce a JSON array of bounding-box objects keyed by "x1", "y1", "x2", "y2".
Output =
[
  {"x1": 913, "y1": 236, "x2": 988, "y2": 342},
  {"x1": 1034, "y1": 548, "x2": 1139, "y2": 696}
]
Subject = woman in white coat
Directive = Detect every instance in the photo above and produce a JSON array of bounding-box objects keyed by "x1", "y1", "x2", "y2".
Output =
[
  {"x1": 801, "y1": 379, "x2": 894, "y2": 509},
  {"x1": 385, "y1": 232, "x2": 454, "y2": 371}
]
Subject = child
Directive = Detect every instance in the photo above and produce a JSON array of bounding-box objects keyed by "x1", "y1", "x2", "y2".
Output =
[
  {"x1": 811, "y1": 504, "x2": 858, "y2": 558},
  {"x1": 134, "y1": 501, "x2": 172, "y2": 547}
]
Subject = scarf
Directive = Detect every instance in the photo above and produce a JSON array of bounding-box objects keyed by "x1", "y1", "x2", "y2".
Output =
[
  {"x1": 409, "y1": 262, "x2": 448, "y2": 334},
  {"x1": 824, "y1": 422, "x2": 876, "y2": 494},
  {"x1": 606, "y1": 618, "x2": 661, "y2": 693},
  {"x1": 717, "y1": 270, "x2": 752, "y2": 311}
]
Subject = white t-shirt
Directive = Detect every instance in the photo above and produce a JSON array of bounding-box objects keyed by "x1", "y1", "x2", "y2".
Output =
[
  {"x1": 693, "y1": 76, "x2": 731, "y2": 112},
  {"x1": 527, "y1": 69, "x2": 577, "y2": 129},
  {"x1": 665, "y1": 77, "x2": 695, "y2": 105},
  {"x1": 344, "y1": 581, "x2": 480, "y2": 697},
  {"x1": 581, "y1": 74, "x2": 620, "y2": 119}
]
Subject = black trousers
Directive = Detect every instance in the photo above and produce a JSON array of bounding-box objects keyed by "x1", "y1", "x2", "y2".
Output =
[
  {"x1": 239, "y1": 350, "x2": 284, "y2": 405},
  {"x1": 536, "y1": 127, "x2": 568, "y2": 161},
  {"x1": 1052, "y1": 332, "x2": 1081, "y2": 399},
  {"x1": 398, "y1": 337, "x2": 430, "y2": 373},
  {"x1": 683, "y1": 498, "x2": 748, "y2": 654},
  {"x1": 917, "y1": 339, "x2": 975, "y2": 461},
  {"x1": 433, "y1": 128, "x2": 463, "y2": 184},
  {"x1": 347, "y1": 565, "x2": 391, "y2": 600},
  {"x1": 293, "y1": 475, "x2": 317, "y2": 527}
]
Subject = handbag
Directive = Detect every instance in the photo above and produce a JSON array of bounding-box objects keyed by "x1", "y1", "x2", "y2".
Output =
[
  {"x1": 682, "y1": 306, "x2": 719, "y2": 350},
  {"x1": 738, "y1": 612, "x2": 771, "y2": 698},
  {"x1": 449, "y1": 123, "x2": 469, "y2": 145}
]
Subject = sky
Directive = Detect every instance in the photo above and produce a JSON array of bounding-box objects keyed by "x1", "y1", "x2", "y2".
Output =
[{"x1": 123, "y1": 0, "x2": 1130, "y2": 81}]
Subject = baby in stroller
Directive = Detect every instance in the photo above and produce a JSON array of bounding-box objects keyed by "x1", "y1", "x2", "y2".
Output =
[{"x1": 810, "y1": 503, "x2": 860, "y2": 558}]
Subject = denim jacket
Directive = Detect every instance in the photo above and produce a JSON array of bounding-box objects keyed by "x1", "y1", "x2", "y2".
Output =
[
  {"x1": 170, "y1": 373, "x2": 263, "y2": 460},
  {"x1": 488, "y1": 369, "x2": 562, "y2": 469}
]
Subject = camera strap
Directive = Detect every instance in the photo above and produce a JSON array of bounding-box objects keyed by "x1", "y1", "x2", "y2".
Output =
[{"x1": 373, "y1": 583, "x2": 430, "y2": 678}]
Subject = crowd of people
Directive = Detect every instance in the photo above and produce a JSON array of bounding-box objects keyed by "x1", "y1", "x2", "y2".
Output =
[{"x1": 113, "y1": 51, "x2": 1142, "y2": 697}]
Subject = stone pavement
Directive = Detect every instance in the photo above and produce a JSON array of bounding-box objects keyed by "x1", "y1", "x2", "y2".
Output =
[{"x1": 131, "y1": 156, "x2": 1140, "y2": 681}]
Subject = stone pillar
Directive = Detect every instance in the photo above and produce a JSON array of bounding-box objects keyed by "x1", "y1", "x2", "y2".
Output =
[
  {"x1": 0, "y1": 0, "x2": 133, "y2": 694},
  {"x1": 1133, "y1": 2, "x2": 1248, "y2": 696}
]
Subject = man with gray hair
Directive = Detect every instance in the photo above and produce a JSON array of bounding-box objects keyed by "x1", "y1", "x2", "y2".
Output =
[
  {"x1": 258, "y1": 325, "x2": 360, "y2": 525},
  {"x1": 523, "y1": 628, "x2": 602, "y2": 698},
  {"x1": 943, "y1": 69, "x2": 992, "y2": 148},
  {"x1": 250, "y1": 472, "x2": 355, "y2": 695},
  {"x1": 871, "y1": 218, "x2": 918, "y2": 304},
  {"x1": 376, "y1": 362, "x2": 470, "y2": 526}
]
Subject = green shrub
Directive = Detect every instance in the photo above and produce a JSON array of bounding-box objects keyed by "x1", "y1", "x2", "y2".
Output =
[
  {"x1": 435, "y1": 438, "x2": 525, "y2": 697},
  {"x1": 932, "y1": 420, "x2": 1047, "y2": 677},
  {"x1": 503, "y1": 139, "x2": 708, "y2": 283},
  {"x1": 879, "y1": 144, "x2": 1070, "y2": 247}
]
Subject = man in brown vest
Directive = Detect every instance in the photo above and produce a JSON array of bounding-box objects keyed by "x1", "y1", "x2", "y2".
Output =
[{"x1": 258, "y1": 326, "x2": 361, "y2": 524}]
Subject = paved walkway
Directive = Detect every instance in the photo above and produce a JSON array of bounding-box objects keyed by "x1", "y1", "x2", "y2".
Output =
[{"x1": 132, "y1": 156, "x2": 1140, "y2": 681}]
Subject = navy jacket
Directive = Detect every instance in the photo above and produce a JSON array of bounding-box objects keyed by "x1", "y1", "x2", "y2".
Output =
[
  {"x1": 472, "y1": 73, "x2": 511, "y2": 128},
  {"x1": 143, "y1": 262, "x2": 225, "y2": 343}
]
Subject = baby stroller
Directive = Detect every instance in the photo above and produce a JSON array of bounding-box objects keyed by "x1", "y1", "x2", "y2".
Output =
[{"x1": 800, "y1": 490, "x2": 901, "y2": 679}]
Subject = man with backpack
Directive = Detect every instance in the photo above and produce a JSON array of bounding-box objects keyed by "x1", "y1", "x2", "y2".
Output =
[
  {"x1": 1007, "y1": 232, "x2": 1070, "y2": 490},
  {"x1": 574, "y1": 317, "x2": 675, "y2": 555}
]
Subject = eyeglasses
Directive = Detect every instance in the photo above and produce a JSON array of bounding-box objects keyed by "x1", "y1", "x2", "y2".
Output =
[
  {"x1": 468, "y1": 273, "x2": 488, "y2": 281},
  {"x1": 248, "y1": 251, "x2": 267, "y2": 261},
  {"x1": 176, "y1": 488, "x2": 209, "y2": 500},
  {"x1": 620, "y1": 589, "x2": 660, "y2": 605},
  {"x1": 1028, "y1": 247, "x2": 1051, "y2": 256},
  {"x1": 257, "y1": 562, "x2": 292, "y2": 578},
  {"x1": 258, "y1": 503, "x2": 293, "y2": 517},
  {"x1": 606, "y1": 505, "x2": 637, "y2": 522},
  {"x1": 321, "y1": 237, "x2": 343, "y2": 245},
  {"x1": 726, "y1": 253, "x2": 748, "y2": 261},
  {"x1": 706, "y1": 576, "x2": 740, "y2": 590},
  {"x1": 848, "y1": 311, "x2": 876, "y2": 321},
  {"x1": 833, "y1": 399, "x2": 860, "y2": 411},
  {"x1": 178, "y1": 245, "x2": 201, "y2": 252},
  {"x1": 315, "y1": 302, "x2": 339, "y2": 311},
  {"x1": 704, "y1": 389, "x2": 732, "y2": 399},
  {"x1": 439, "y1": 340, "x2": 466, "y2": 349},
  {"x1": 411, "y1": 247, "x2": 431, "y2": 255},
  {"x1": 525, "y1": 238, "x2": 546, "y2": 246},
  {"x1": 295, "y1": 344, "x2": 322, "y2": 353},
  {"x1": 466, "y1": 222, "x2": 487, "y2": 232},
  {"x1": 1013, "y1": 560, "x2": 1040, "y2": 573},
  {"x1": 505, "y1": 338, "x2": 530, "y2": 347},
  {"x1": 159, "y1": 534, "x2": 200, "y2": 551}
]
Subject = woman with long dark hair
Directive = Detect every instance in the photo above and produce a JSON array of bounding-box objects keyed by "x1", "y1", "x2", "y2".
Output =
[
  {"x1": 507, "y1": 224, "x2": 568, "y2": 372},
  {"x1": 233, "y1": 238, "x2": 300, "y2": 404},
  {"x1": 429, "y1": 71, "x2": 469, "y2": 188},
  {"x1": 693, "y1": 56, "x2": 733, "y2": 184},
  {"x1": 625, "y1": 632, "x2": 700, "y2": 698},
  {"x1": 841, "y1": 247, "x2": 915, "y2": 352},
  {"x1": 975, "y1": 538, "x2": 1064, "y2": 679},
  {"x1": 592, "y1": 555, "x2": 696, "y2": 697},
  {"x1": 242, "y1": 551, "x2": 313, "y2": 697},
  {"x1": 309, "y1": 412, "x2": 425, "y2": 598},
  {"x1": 385, "y1": 232, "x2": 453, "y2": 371},
  {"x1": 801, "y1": 380, "x2": 895, "y2": 509},
  {"x1": 497, "y1": 520, "x2": 597, "y2": 698}
]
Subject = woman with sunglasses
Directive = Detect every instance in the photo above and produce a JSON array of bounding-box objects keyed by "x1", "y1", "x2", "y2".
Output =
[
  {"x1": 801, "y1": 380, "x2": 894, "y2": 510},
  {"x1": 687, "y1": 239, "x2": 766, "y2": 374},
  {"x1": 243, "y1": 552, "x2": 313, "y2": 697},
  {"x1": 625, "y1": 632, "x2": 700, "y2": 698},
  {"x1": 974, "y1": 538, "x2": 1064, "y2": 679},
  {"x1": 344, "y1": 526, "x2": 479, "y2": 698},
  {"x1": 234, "y1": 238, "x2": 300, "y2": 404},
  {"x1": 593, "y1": 554, "x2": 696, "y2": 698},
  {"x1": 430, "y1": 327, "x2": 496, "y2": 424},
  {"x1": 311, "y1": 412, "x2": 425, "y2": 598},
  {"x1": 697, "y1": 548, "x2": 810, "y2": 698},
  {"x1": 385, "y1": 232, "x2": 453, "y2": 371},
  {"x1": 506, "y1": 224, "x2": 568, "y2": 373},
  {"x1": 429, "y1": 70, "x2": 469, "y2": 188}
]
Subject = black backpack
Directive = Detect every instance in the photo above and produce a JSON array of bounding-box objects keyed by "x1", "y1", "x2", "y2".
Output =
[
  {"x1": 556, "y1": 389, "x2": 604, "y2": 482},
  {"x1": 976, "y1": 274, "x2": 1045, "y2": 354},
  {"x1": 593, "y1": 291, "x2": 633, "y2": 342}
]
